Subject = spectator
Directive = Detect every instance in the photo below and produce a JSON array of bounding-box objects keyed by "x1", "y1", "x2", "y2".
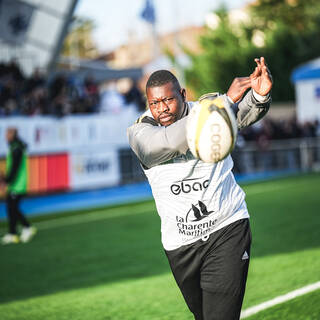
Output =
[
  {"x1": 0, "y1": 61, "x2": 145, "y2": 117},
  {"x1": 24, "y1": 68, "x2": 45, "y2": 94},
  {"x1": 256, "y1": 118, "x2": 274, "y2": 171},
  {"x1": 315, "y1": 119, "x2": 320, "y2": 137},
  {"x1": 124, "y1": 80, "x2": 146, "y2": 112},
  {"x1": 99, "y1": 81, "x2": 125, "y2": 114}
]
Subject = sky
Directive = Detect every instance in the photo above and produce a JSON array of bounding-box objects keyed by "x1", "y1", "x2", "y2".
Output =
[{"x1": 75, "y1": 0, "x2": 252, "y2": 53}]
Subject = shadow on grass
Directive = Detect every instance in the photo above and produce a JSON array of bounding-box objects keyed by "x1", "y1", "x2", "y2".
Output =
[{"x1": 0, "y1": 174, "x2": 319, "y2": 304}]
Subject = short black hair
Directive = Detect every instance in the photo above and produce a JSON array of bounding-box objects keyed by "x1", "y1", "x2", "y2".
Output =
[{"x1": 146, "y1": 70, "x2": 181, "y2": 92}]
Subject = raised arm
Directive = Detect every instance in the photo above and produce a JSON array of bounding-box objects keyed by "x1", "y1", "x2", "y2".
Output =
[
  {"x1": 228, "y1": 57, "x2": 273, "y2": 129},
  {"x1": 128, "y1": 58, "x2": 273, "y2": 168}
]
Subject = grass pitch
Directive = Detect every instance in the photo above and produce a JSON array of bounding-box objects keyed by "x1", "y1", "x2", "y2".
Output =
[{"x1": 0, "y1": 173, "x2": 319, "y2": 319}]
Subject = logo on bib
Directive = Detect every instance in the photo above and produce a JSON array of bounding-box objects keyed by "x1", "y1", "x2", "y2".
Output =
[
  {"x1": 186, "y1": 201, "x2": 214, "y2": 222},
  {"x1": 175, "y1": 201, "x2": 217, "y2": 239},
  {"x1": 170, "y1": 177, "x2": 209, "y2": 195}
]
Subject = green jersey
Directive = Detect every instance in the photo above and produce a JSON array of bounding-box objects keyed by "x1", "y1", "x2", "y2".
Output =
[{"x1": 6, "y1": 138, "x2": 28, "y2": 194}]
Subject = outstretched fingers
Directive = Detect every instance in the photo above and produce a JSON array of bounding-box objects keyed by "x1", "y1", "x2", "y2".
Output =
[
  {"x1": 255, "y1": 56, "x2": 273, "y2": 80},
  {"x1": 262, "y1": 65, "x2": 269, "y2": 76},
  {"x1": 259, "y1": 57, "x2": 270, "y2": 73},
  {"x1": 261, "y1": 60, "x2": 273, "y2": 83},
  {"x1": 255, "y1": 58, "x2": 262, "y2": 68},
  {"x1": 251, "y1": 66, "x2": 259, "y2": 78}
]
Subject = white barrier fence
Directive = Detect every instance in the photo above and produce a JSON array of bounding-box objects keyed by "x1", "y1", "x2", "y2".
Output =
[
  {"x1": 232, "y1": 137, "x2": 320, "y2": 174},
  {"x1": 0, "y1": 108, "x2": 140, "y2": 190},
  {"x1": 0, "y1": 108, "x2": 139, "y2": 155},
  {"x1": 120, "y1": 137, "x2": 320, "y2": 183}
]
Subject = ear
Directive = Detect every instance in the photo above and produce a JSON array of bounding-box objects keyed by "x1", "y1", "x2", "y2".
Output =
[{"x1": 180, "y1": 88, "x2": 186, "y2": 102}]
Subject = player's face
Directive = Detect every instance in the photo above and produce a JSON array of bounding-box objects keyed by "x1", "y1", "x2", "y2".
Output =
[
  {"x1": 147, "y1": 82, "x2": 186, "y2": 126},
  {"x1": 6, "y1": 129, "x2": 16, "y2": 143}
]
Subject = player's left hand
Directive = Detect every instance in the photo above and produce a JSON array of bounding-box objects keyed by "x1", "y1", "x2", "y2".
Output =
[
  {"x1": 250, "y1": 57, "x2": 273, "y2": 96},
  {"x1": 227, "y1": 77, "x2": 251, "y2": 103}
]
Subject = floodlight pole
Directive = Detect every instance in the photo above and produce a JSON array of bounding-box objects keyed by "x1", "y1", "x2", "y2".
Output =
[{"x1": 47, "y1": 0, "x2": 79, "y2": 76}]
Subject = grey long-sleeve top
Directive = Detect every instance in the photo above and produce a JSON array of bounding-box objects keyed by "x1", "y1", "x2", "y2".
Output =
[{"x1": 127, "y1": 89, "x2": 271, "y2": 169}]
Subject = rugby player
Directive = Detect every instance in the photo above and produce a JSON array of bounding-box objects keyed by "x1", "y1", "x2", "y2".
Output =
[
  {"x1": 0, "y1": 128, "x2": 36, "y2": 244},
  {"x1": 127, "y1": 57, "x2": 272, "y2": 320}
]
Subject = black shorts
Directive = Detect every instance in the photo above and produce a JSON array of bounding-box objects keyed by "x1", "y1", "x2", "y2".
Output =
[{"x1": 165, "y1": 218, "x2": 252, "y2": 320}]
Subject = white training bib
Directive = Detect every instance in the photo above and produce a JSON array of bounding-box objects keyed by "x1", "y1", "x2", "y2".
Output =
[{"x1": 144, "y1": 153, "x2": 249, "y2": 251}]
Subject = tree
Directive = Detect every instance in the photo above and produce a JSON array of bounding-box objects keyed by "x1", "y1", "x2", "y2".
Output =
[
  {"x1": 250, "y1": 0, "x2": 320, "y2": 100},
  {"x1": 184, "y1": 1, "x2": 320, "y2": 101},
  {"x1": 62, "y1": 17, "x2": 98, "y2": 59},
  {"x1": 250, "y1": 0, "x2": 320, "y2": 33},
  {"x1": 184, "y1": 7, "x2": 261, "y2": 98}
]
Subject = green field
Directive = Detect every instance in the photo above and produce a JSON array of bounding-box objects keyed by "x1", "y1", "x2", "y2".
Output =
[{"x1": 0, "y1": 173, "x2": 319, "y2": 319}]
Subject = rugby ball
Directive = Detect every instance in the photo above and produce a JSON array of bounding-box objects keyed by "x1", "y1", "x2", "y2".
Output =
[{"x1": 186, "y1": 94, "x2": 237, "y2": 163}]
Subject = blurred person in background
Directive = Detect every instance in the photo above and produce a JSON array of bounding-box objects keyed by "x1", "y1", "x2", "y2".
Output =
[
  {"x1": 256, "y1": 118, "x2": 273, "y2": 171},
  {"x1": 25, "y1": 68, "x2": 46, "y2": 93},
  {"x1": 99, "y1": 81, "x2": 126, "y2": 114},
  {"x1": 84, "y1": 75, "x2": 99, "y2": 111},
  {"x1": 0, "y1": 128, "x2": 36, "y2": 245},
  {"x1": 124, "y1": 79, "x2": 146, "y2": 112},
  {"x1": 0, "y1": 60, "x2": 25, "y2": 116},
  {"x1": 48, "y1": 74, "x2": 72, "y2": 116}
]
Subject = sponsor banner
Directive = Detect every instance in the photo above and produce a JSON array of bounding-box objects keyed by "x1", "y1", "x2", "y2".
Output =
[
  {"x1": 0, "y1": 111, "x2": 138, "y2": 191},
  {"x1": 0, "y1": 111, "x2": 139, "y2": 156},
  {"x1": 70, "y1": 147, "x2": 120, "y2": 189},
  {"x1": 296, "y1": 80, "x2": 320, "y2": 122},
  {"x1": 0, "y1": 117, "x2": 68, "y2": 155}
]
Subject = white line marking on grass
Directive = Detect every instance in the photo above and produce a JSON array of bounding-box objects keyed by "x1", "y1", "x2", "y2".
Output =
[
  {"x1": 0, "y1": 204, "x2": 155, "y2": 232},
  {"x1": 240, "y1": 281, "x2": 320, "y2": 319},
  {"x1": 36, "y1": 209, "x2": 152, "y2": 230},
  {"x1": 243, "y1": 179, "x2": 312, "y2": 196},
  {"x1": 244, "y1": 184, "x2": 286, "y2": 195}
]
